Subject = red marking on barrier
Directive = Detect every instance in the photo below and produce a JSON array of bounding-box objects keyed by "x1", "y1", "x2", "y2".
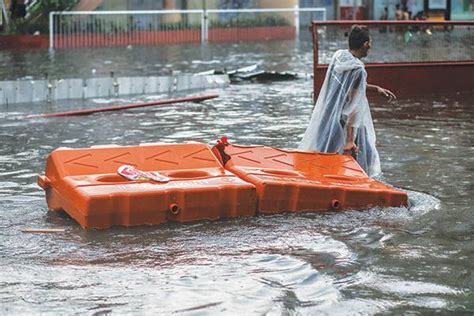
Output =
[
  {"x1": 104, "y1": 152, "x2": 131, "y2": 162},
  {"x1": 183, "y1": 148, "x2": 208, "y2": 159},
  {"x1": 64, "y1": 153, "x2": 92, "y2": 164},
  {"x1": 146, "y1": 151, "x2": 173, "y2": 161},
  {"x1": 154, "y1": 159, "x2": 179, "y2": 165},
  {"x1": 272, "y1": 158, "x2": 294, "y2": 167},
  {"x1": 264, "y1": 154, "x2": 286, "y2": 159}
]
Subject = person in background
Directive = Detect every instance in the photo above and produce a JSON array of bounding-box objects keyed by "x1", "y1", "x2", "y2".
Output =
[
  {"x1": 9, "y1": 0, "x2": 27, "y2": 20},
  {"x1": 413, "y1": 10, "x2": 426, "y2": 21},
  {"x1": 298, "y1": 25, "x2": 396, "y2": 177},
  {"x1": 402, "y1": 5, "x2": 411, "y2": 20},
  {"x1": 406, "y1": 0, "x2": 416, "y2": 16},
  {"x1": 413, "y1": 10, "x2": 432, "y2": 35},
  {"x1": 395, "y1": 4, "x2": 403, "y2": 20},
  {"x1": 380, "y1": 6, "x2": 389, "y2": 20},
  {"x1": 379, "y1": 7, "x2": 389, "y2": 33}
]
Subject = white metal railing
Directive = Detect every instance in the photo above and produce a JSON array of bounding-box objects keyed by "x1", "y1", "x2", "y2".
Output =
[
  {"x1": 49, "y1": 9, "x2": 204, "y2": 49},
  {"x1": 1, "y1": 0, "x2": 8, "y2": 27},
  {"x1": 49, "y1": 7, "x2": 326, "y2": 49}
]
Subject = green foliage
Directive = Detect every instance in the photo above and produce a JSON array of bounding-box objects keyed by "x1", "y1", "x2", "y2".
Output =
[
  {"x1": 6, "y1": 19, "x2": 29, "y2": 34},
  {"x1": 35, "y1": 0, "x2": 78, "y2": 12},
  {"x1": 155, "y1": 21, "x2": 201, "y2": 31},
  {"x1": 4, "y1": 0, "x2": 79, "y2": 34},
  {"x1": 209, "y1": 15, "x2": 290, "y2": 29}
]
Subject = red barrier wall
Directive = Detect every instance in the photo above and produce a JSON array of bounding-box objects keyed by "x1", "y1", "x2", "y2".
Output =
[
  {"x1": 313, "y1": 62, "x2": 474, "y2": 97},
  {"x1": 208, "y1": 26, "x2": 295, "y2": 42},
  {"x1": 0, "y1": 26, "x2": 295, "y2": 49},
  {"x1": 53, "y1": 29, "x2": 201, "y2": 48},
  {"x1": 0, "y1": 35, "x2": 49, "y2": 49}
]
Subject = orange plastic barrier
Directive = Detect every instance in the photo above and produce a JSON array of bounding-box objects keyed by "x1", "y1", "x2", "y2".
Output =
[
  {"x1": 38, "y1": 143, "x2": 257, "y2": 229},
  {"x1": 212, "y1": 142, "x2": 407, "y2": 214}
]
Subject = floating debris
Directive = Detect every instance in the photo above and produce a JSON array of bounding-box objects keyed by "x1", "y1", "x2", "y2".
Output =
[
  {"x1": 22, "y1": 228, "x2": 67, "y2": 233},
  {"x1": 198, "y1": 64, "x2": 301, "y2": 83}
]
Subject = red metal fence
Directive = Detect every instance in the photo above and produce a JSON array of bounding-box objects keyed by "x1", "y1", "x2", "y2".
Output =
[{"x1": 312, "y1": 20, "x2": 474, "y2": 96}]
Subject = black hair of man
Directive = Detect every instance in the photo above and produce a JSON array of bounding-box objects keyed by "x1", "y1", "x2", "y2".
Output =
[{"x1": 348, "y1": 25, "x2": 370, "y2": 50}]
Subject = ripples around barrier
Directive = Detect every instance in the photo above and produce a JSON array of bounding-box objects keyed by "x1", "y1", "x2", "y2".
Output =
[{"x1": 0, "y1": 43, "x2": 473, "y2": 314}]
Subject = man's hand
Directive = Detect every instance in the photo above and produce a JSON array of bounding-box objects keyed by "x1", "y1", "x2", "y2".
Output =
[
  {"x1": 343, "y1": 141, "x2": 359, "y2": 156},
  {"x1": 367, "y1": 84, "x2": 397, "y2": 102},
  {"x1": 376, "y1": 86, "x2": 397, "y2": 102}
]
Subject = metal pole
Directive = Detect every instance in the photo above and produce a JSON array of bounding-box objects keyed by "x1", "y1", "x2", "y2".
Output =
[
  {"x1": 49, "y1": 12, "x2": 54, "y2": 50},
  {"x1": 446, "y1": 0, "x2": 451, "y2": 20},
  {"x1": 313, "y1": 24, "x2": 319, "y2": 68},
  {"x1": 312, "y1": 23, "x2": 319, "y2": 104},
  {"x1": 201, "y1": 10, "x2": 205, "y2": 43},
  {"x1": 204, "y1": 9, "x2": 208, "y2": 42},
  {"x1": 294, "y1": 5, "x2": 299, "y2": 38}
]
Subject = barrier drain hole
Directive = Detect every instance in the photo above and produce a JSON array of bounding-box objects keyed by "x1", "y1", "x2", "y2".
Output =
[
  {"x1": 331, "y1": 199, "x2": 340, "y2": 210},
  {"x1": 169, "y1": 203, "x2": 180, "y2": 215}
]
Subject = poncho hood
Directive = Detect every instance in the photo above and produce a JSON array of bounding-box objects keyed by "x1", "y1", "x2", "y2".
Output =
[{"x1": 333, "y1": 50, "x2": 365, "y2": 73}]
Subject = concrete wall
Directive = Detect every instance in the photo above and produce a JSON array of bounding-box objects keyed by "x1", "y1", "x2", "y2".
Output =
[{"x1": 0, "y1": 74, "x2": 229, "y2": 105}]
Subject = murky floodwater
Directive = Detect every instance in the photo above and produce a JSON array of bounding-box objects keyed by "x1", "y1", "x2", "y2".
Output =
[
  {"x1": 0, "y1": 40, "x2": 315, "y2": 80},
  {"x1": 0, "y1": 41, "x2": 473, "y2": 314}
]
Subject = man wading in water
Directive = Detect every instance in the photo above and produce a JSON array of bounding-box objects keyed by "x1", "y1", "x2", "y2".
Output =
[{"x1": 298, "y1": 25, "x2": 396, "y2": 177}]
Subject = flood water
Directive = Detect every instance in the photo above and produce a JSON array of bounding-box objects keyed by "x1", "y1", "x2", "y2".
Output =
[{"x1": 0, "y1": 41, "x2": 473, "y2": 314}]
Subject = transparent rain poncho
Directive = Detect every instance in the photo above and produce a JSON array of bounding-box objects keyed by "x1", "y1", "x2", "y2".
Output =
[{"x1": 298, "y1": 49, "x2": 381, "y2": 177}]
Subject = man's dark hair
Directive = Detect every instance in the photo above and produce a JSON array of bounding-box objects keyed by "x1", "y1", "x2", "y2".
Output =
[{"x1": 348, "y1": 25, "x2": 370, "y2": 50}]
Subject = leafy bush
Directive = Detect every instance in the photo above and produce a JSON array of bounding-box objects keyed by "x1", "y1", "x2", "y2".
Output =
[
  {"x1": 4, "y1": 0, "x2": 79, "y2": 34},
  {"x1": 210, "y1": 15, "x2": 291, "y2": 29}
]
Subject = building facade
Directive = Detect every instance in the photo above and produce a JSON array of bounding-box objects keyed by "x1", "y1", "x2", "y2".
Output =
[{"x1": 77, "y1": 0, "x2": 473, "y2": 20}]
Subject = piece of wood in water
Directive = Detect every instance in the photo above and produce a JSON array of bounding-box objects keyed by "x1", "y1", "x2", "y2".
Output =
[{"x1": 22, "y1": 228, "x2": 66, "y2": 233}]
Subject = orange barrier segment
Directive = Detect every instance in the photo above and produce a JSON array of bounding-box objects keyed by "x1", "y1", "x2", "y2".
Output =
[
  {"x1": 212, "y1": 143, "x2": 408, "y2": 214},
  {"x1": 38, "y1": 143, "x2": 257, "y2": 229}
]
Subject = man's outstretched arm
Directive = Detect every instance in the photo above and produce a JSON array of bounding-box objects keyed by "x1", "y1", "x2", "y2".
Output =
[{"x1": 367, "y1": 84, "x2": 397, "y2": 101}]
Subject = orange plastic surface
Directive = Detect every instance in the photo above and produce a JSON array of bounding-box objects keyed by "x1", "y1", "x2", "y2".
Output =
[
  {"x1": 39, "y1": 143, "x2": 256, "y2": 229},
  {"x1": 214, "y1": 143, "x2": 408, "y2": 214}
]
